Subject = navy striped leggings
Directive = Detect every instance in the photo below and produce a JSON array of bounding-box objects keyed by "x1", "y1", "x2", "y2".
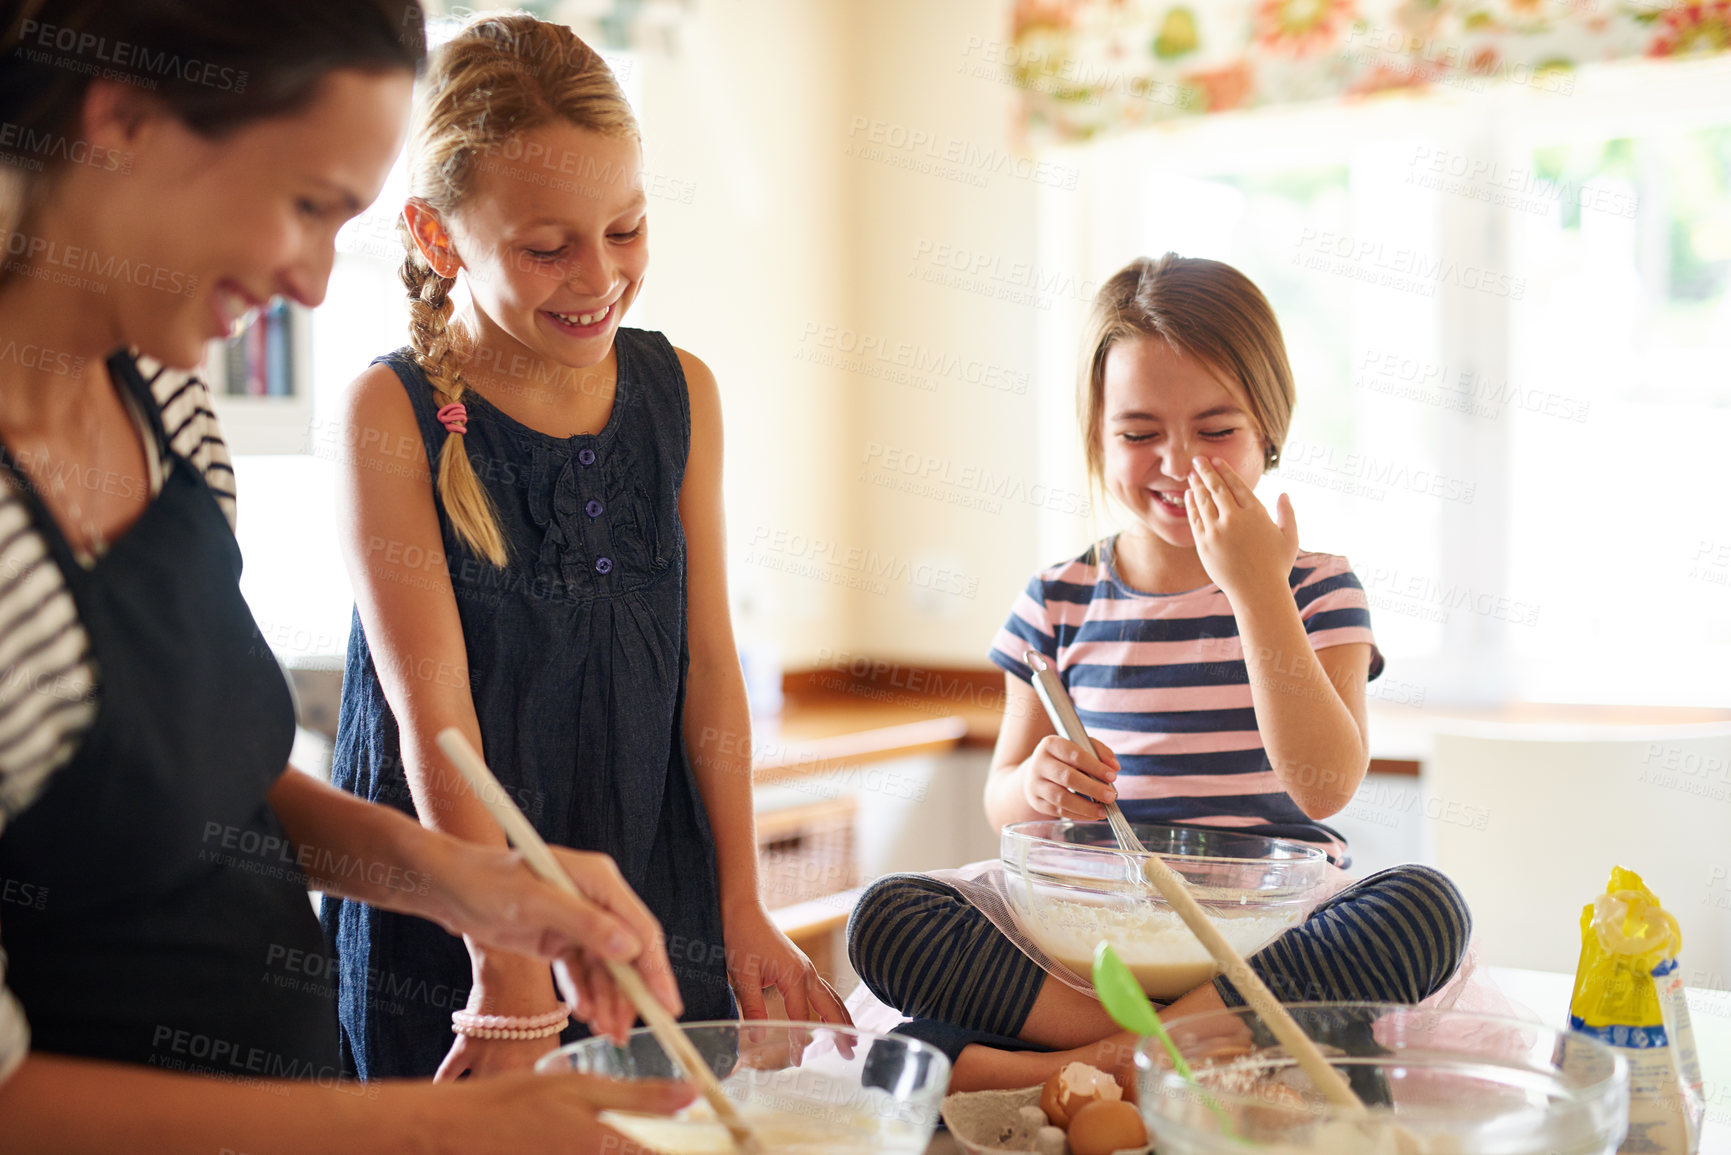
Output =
[{"x1": 846, "y1": 865, "x2": 1471, "y2": 1062}]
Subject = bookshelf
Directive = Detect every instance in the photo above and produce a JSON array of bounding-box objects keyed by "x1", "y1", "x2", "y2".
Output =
[{"x1": 199, "y1": 300, "x2": 315, "y2": 455}]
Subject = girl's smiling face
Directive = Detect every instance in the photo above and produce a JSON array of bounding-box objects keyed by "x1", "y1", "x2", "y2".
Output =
[
  {"x1": 446, "y1": 122, "x2": 648, "y2": 369},
  {"x1": 1102, "y1": 334, "x2": 1269, "y2": 549}
]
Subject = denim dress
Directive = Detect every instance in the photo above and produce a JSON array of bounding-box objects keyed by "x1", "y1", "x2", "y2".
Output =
[{"x1": 323, "y1": 329, "x2": 734, "y2": 1079}]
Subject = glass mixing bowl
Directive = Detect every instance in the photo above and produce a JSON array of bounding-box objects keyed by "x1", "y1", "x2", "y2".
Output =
[
  {"x1": 1136, "y1": 1002, "x2": 1629, "y2": 1154},
  {"x1": 1001, "y1": 820, "x2": 1330, "y2": 999},
  {"x1": 535, "y1": 1020, "x2": 949, "y2": 1154}
]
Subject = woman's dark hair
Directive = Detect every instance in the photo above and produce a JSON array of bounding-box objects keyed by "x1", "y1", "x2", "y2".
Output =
[
  {"x1": 0, "y1": 0, "x2": 426, "y2": 145},
  {"x1": 0, "y1": 0, "x2": 424, "y2": 238}
]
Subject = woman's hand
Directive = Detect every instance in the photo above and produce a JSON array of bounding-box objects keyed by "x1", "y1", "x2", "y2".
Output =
[
  {"x1": 434, "y1": 1070, "x2": 696, "y2": 1153},
  {"x1": 434, "y1": 951, "x2": 567, "y2": 1082},
  {"x1": 1, "y1": 1051, "x2": 696, "y2": 1155},
  {"x1": 1186, "y1": 456, "x2": 1299, "y2": 604},
  {"x1": 435, "y1": 1032, "x2": 566, "y2": 1083},
  {"x1": 1020, "y1": 734, "x2": 1120, "y2": 821},
  {"x1": 724, "y1": 902, "x2": 851, "y2": 1025},
  {"x1": 423, "y1": 841, "x2": 682, "y2": 1043}
]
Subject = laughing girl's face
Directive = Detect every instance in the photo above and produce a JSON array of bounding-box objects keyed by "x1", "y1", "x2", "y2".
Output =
[{"x1": 1102, "y1": 334, "x2": 1268, "y2": 552}]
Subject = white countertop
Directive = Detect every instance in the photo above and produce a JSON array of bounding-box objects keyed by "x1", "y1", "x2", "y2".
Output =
[
  {"x1": 924, "y1": 966, "x2": 1731, "y2": 1154},
  {"x1": 1489, "y1": 967, "x2": 1731, "y2": 1153}
]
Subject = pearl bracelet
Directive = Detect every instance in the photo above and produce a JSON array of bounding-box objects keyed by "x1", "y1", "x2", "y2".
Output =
[
  {"x1": 451, "y1": 1004, "x2": 574, "y2": 1035},
  {"x1": 451, "y1": 1020, "x2": 567, "y2": 1041}
]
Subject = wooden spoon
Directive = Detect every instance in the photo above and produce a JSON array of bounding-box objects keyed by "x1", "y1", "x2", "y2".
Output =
[{"x1": 436, "y1": 728, "x2": 764, "y2": 1154}]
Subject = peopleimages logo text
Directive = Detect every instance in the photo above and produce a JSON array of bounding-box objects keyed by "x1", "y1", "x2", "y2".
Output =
[
  {"x1": 2, "y1": 232, "x2": 199, "y2": 297},
  {"x1": 16, "y1": 20, "x2": 249, "y2": 92}
]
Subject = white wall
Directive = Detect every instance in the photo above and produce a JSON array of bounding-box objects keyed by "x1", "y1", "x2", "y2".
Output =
[
  {"x1": 634, "y1": 0, "x2": 857, "y2": 666},
  {"x1": 639, "y1": 0, "x2": 1048, "y2": 668},
  {"x1": 840, "y1": 0, "x2": 1060, "y2": 664}
]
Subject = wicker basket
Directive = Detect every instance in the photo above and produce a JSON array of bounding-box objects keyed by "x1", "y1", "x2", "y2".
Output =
[{"x1": 756, "y1": 795, "x2": 859, "y2": 909}]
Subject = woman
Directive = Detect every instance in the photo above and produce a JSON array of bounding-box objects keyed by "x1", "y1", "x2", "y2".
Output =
[{"x1": 0, "y1": 3, "x2": 690, "y2": 1150}]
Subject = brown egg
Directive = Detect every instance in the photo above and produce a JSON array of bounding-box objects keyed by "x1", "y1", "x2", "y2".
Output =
[
  {"x1": 1039, "y1": 1060, "x2": 1123, "y2": 1130},
  {"x1": 1067, "y1": 1098, "x2": 1148, "y2": 1155},
  {"x1": 1038, "y1": 1070, "x2": 1072, "y2": 1129}
]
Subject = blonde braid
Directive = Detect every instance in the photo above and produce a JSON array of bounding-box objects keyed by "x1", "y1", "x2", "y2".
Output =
[
  {"x1": 396, "y1": 12, "x2": 638, "y2": 567},
  {"x1": 399, "y1": 225, "x2": 509, "y2": 567}
]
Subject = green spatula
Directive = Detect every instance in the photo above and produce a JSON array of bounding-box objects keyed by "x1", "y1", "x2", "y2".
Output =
[{"x1": 1092, "y1": 941, "x2": 1244, "y2": 1143}]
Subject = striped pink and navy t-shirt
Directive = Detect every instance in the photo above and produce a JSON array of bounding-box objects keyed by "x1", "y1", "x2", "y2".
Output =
[{"x1": 989, "y1": 539, "x2": 1383, "y2": 866}]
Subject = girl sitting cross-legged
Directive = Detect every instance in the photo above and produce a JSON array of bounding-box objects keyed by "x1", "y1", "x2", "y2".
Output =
[{"x1": 846, "y1": 254, "x2": 1472, "y2": 1092}]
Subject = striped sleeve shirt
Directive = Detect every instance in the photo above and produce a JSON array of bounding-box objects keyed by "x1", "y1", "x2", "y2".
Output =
[
  {"x1": 0, "y1": 351, "x2": 235, "y2": 1087},
  {"x1": 989, "y1": 537, "x2": 1383, "y2": 865}
]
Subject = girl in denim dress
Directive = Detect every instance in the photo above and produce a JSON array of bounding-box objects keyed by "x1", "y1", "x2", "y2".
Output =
[{"x1": 323, "y1": 13, "x2": 848, "y2": 1081}]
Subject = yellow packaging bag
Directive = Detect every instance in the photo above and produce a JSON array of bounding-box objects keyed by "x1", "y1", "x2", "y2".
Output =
[{"x1": 1569, "y1": 866, "x2": 1704, "y2": 1155}]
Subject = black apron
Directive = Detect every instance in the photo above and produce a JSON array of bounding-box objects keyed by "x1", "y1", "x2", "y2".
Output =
[{"x1": 0, "y1": 354, "x2": 339, "y2": 1079}]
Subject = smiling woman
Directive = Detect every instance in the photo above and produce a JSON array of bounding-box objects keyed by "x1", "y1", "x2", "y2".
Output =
[{"x1": 0, "y1": 3, "x2": 702, "y2": 1152}]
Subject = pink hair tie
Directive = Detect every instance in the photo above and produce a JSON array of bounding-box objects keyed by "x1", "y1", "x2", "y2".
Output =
[{"x1": 436, "y1": 402, "x2": 468, "y2": 435}]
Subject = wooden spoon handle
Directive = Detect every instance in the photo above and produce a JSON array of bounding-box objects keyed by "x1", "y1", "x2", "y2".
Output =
[
  {"x1": 436, "y1": 728, "x2": 764, "y2": 1153},
  {"x1": 1138, "y1": 852, "x2": 1366, "y2": 1115}
]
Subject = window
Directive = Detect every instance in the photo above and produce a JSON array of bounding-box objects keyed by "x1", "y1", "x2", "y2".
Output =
[{"x1": 1036, "y1": 57, "x2": 1731, "y2": 707}]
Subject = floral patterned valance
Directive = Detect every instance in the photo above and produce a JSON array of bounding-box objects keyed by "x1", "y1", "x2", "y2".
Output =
[
  {"x1": 422, "y1": 0, "x2": 694, "y2": 51},
  {"x1": 1009, "y1": 1, "x2": 1731, "y2": 142}
]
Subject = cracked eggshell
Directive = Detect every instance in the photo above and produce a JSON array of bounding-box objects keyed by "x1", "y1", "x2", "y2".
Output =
[{"x1": 1039, "y1": 1061, "x2": 1124, "y2": 1129}]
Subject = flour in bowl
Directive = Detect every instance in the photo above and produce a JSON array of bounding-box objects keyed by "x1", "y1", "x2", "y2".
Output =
[
  {"x1": 598, "y1": 1109, "x2": 929, "y2": 1154},
  {"x1": 1022, "y1": 899, "x2": 1299, "y2": 999},
  {"x1": 598, "y1": 1068, "x2": 931, "y2": 1154}
]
